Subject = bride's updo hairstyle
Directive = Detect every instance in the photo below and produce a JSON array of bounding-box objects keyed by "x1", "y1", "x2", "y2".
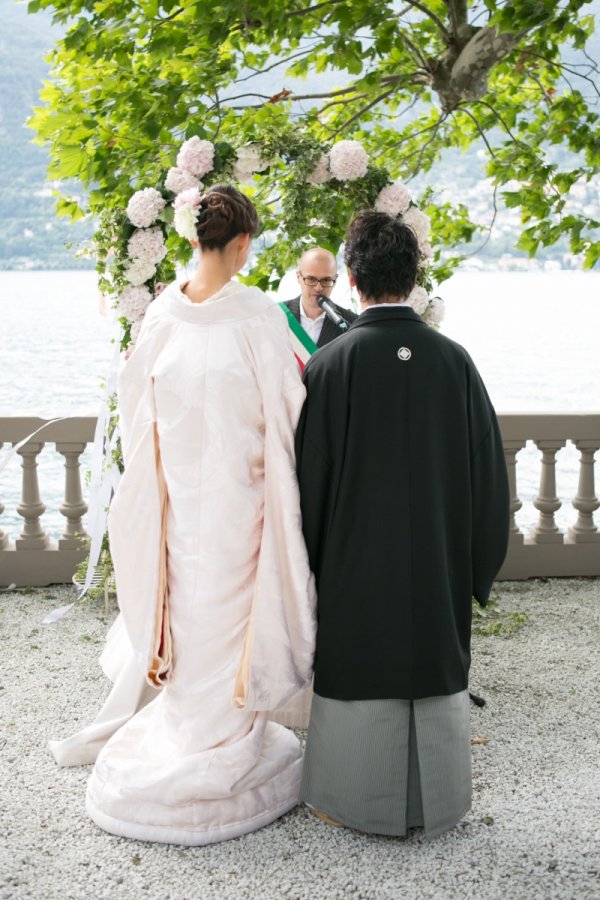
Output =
[
  {"x1": 195, "y1": 184, "x2": 259, "y2": 251},
  {"x1": 344, "y1": 211, "x2": 420, "y2": 303}
]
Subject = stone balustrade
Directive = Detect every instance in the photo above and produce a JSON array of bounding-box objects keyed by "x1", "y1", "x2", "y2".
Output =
[
  {"x1": 0, "y1": 416, "x2": 96, "y2": 586},
  {"x1": 0, "y1": 413, "x2": 599, "y2": 587},
  {"x1": 497, "y1": 412, "x2": 600, "y2": 579}
]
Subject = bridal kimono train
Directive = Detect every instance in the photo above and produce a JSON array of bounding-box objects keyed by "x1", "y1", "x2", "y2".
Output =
[{"x1": 58, "y1": 281, "x2": 316, "y2": 846}]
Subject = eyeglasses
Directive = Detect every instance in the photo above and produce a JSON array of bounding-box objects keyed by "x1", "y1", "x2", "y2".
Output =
[{"x1": 298, "y1": 273, "x2": 338, "y2": 289}]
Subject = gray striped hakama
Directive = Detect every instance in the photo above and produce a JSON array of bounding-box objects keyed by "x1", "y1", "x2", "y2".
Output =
[{"x1": 299, "y1": 690, "x2": 471, "y2": 839}]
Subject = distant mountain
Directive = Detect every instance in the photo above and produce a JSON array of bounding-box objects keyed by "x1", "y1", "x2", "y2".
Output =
[{"x1": 0, "y1": 0, "x2": 92, "y2": 270}]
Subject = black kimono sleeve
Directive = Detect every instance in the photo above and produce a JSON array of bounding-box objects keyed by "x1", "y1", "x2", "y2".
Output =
[
  {"x1": 468, "y1": 367, "x2": 510, "y2": 604},
  {"x1": 294, "y1": 368, "x2": 334, "y2": 584}
]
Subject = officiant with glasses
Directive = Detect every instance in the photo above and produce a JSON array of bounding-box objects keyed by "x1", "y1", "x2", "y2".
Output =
[{"x1": 284, "y1": 247, "x2": 357, "y2": 347}]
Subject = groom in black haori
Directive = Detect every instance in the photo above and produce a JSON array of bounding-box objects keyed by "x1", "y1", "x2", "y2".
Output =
[{"x1": 295, "y1": 212, "x2": 510, "y2": 838}]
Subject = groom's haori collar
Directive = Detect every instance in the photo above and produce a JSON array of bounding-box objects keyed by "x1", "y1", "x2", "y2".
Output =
[{"x1": 351, "y1": 305, "x2": 424, "y2": 330}]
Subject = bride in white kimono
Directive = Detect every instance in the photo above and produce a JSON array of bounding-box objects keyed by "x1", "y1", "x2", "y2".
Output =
[{"x1": 50, "y1": 186, "x2": 316, "y2": 846}]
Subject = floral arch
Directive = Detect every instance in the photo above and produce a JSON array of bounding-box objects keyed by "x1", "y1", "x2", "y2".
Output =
[
  {"x1": 80, "y1": 132, "x2": 447, "y2": 596},
  {"x1": 99, "y1": 133, "x2": 445, "y2": 352}
]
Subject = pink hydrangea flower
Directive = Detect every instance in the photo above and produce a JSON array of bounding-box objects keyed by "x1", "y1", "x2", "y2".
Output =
[
  {"x1": 118, "y1": 285, "x2": 152, "y2": 320},
  {"x1": 328, "y1": 140, "x2": 369, "y2": 181},
  {"x1": 165, "y1": 167, "x2": 201, "y2": 194},
  {"x1": 176, "y1": 137, "x2": 215, "y2": 178},
  {"x1": 127, "y1": 227, "x2": 167, "y2": 265},
  {"x1": 174, "y1": 187, "x2": 203, "y2": 209},
  {"x1": 126, "y1": 188, "x2": 166, "y2": 228},
  {"x1": 375, "y1": 182, "x2": 412, "y2": 216}
]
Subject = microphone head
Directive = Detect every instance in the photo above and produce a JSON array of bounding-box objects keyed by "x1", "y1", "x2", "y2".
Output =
[{"x1": 316, "y1": 294, "x2": 328, "y2": 308}]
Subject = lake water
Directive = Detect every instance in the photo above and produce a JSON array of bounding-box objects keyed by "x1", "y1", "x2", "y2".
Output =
[{"x1": 1, "y1": 269, "x2": 599, "y2": 539}]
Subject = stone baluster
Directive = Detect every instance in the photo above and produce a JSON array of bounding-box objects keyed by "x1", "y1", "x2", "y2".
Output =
[
  {"x1": 567, "y1": 441, "x2": 600, "y2": 542},
  {"x1": 530, "y1": 440, "x2": 565, "y2": 543},
  {"x1": 504, "y1": 441, "x2": 525, "y2": 545},
  {"x1": 0, "y1": 443, "x2": 9, "y2": 549},
  {"x1": 57, "y1": 442, "x2": 89, "y2": 548},
  {"x1": 15, "y1": 441, "x2": 50, "y2": 549}
]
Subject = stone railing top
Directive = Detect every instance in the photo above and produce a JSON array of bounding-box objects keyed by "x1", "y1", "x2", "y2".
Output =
[
  {"x1": 498, "y1": 412, "x2": 600, "y2": 443},
  {"x1": 0, "y1": 416, "x2": 97, "y2": 444}
]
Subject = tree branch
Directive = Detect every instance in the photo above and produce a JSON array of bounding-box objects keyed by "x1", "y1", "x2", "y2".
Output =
[
  {"x1": 446, "y1": 0, "x2": 469, "y2": 38},
  {"x1": 233, "y1": 46, "x2": 321, "y2": 84},
  {"x1": 465, "y1": 183, "x2": 498, "y2": 256},
  {"x1": 398, "y1": 1, "x2": 451, "y2": 42},
  {"x1": 329, "y1": 88, "x2": 399, "y2": 136},
  {"x1": 283, "y1": 0, "x2": 348, "y2": 19},
  {"x1": 469, "y1": 99, "x2": 528, "y2": 147},
  {"x1": 453, "y1": 107, "x2": 497, "y2": 158}
]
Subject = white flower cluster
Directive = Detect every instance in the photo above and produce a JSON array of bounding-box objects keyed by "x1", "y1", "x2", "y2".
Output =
[
  {"x1": 233, "y1": 144, "x2": 274, "y2": 182},
  {"x1": 127, "y1": 227, "x2": 167, "y2": 266},
  {"x1": 124, "y1": 258, "x2": 157, "y2": 286},
  {"x1": 375, "y1": 182, "x2": 412, "y2": 217},
  {"x1": 126, "y1": 188, "x2": 166, "y2": 228},
  {"x1": 402, "y1": 206, "x2": 431, "y2": 244},
  {"x1": 407, "y1": 285, "x2": 430, "y2": 315},
  {"x1": 173, "y1": 186, "x2": 203, "y2": 241},
  {"x1": 306, "y1": 153, "x2": 332, "y2": 186},
  {"x1": 176, "y1": 136, "x2": 215, "y2": 179},
  {"x1": 118, "y1": 285, "x2": 152, "y2": 321},
  {"x1": 423, "y1": 297, "x2": 445, "y2": 326},
  {"x1": 328, "y1": 140, "x2": 369, "y2": 181}
]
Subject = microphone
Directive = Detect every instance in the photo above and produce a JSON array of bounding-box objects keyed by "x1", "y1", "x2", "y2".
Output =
[{"x1": 317, "y1": 294, "x2": 348, "y2": 332}]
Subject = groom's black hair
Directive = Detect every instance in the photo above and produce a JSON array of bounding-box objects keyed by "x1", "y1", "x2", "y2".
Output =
[{"x1": 344, "y1": 211, "x2": 420, "y2": 303}]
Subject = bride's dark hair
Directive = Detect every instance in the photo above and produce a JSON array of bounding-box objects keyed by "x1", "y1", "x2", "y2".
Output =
[{"x1": 195, "y1": 184, "x2": 259, "y2": 251}]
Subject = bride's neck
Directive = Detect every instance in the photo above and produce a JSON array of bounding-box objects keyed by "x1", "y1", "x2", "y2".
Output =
[{"x1": 183, "y1": 248, "x2": 238, "y2": 303}]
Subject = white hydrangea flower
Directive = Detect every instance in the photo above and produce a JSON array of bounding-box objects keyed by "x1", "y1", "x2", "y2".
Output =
[
  {"x1": 124, "y1": 258, "x2": 157, "y2": 286},
  {"x1": 165, "y1": 167, "x2": 201, "y2": 194},
  {"x1": 306, "y1": 153, "x2": 332, "y2": 185},
  {"x1": 236, "y1": 144, "x2": 271, "y2": 172},
  {"x1": 126, "y1": 188, "x2": 166, "y2": 228},
  {"x1": 375, "y1": 182, "x2": 412, "y2": 216},
  {"x1": 118, "y1": 285, "x2": 153, "y2": 320},
  {"x1": 173, "y1": 187, "x2": 202, "y2": 240},
  {"x1": 419, "y1": 241, "x2": 433, "y2": 260},
  {"x1": 401, "y1": 206, "x2": 431, "y2": 243},
  {"x1": 423, "y1": 297, "x2": 445, "y2": 326},
  {"x1": 174, "y1": 207, "x2": 200, "y2": 242},
  {"x1": 232, "y1": 161, "x2": 256, "y2": 183},
  {"x1": 127, "y1": 227, "x2": 167, "y2": 265},
  {"x1": 176, "y1": 137, "x2": 215, "y2": 178},
  {"x1": 407, "y1": 285, "x2": 430, "y2": 315},
  {"x1": 328, "y1": 140, "x2": 369, "y2": 181}
]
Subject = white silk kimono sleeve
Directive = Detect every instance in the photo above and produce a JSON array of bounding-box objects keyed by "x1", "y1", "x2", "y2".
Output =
[
  {"x1": 107, "y1": 321, "x2": 172, "y2": 688},
  {"x1": 233, "y1": 310, "x2": 317, "y2": 711}
]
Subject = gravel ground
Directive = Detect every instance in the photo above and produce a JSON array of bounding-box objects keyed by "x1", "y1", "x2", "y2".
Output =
[{"x1": 0, "y1": 578, "x2": 599, "y2": 900}]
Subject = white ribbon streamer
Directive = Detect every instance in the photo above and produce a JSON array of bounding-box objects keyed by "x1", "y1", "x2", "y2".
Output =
[
  {"x1": 76, "y1": 335, "x2": 122, "y2": 600},
  {"x1": 0, "y1": 417, "x2": 71, "y2": 476}
]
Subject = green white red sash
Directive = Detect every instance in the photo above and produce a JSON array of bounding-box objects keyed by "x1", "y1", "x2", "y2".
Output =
[{"x1": 278, "y1": 302, "x2": 317, "y2": 372}]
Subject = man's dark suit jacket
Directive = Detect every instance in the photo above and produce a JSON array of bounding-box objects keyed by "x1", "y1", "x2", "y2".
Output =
[
  {"x1": 284, "y1": 296, "x2": 358, "y2": 347},
  {"x1": 295, "y1": 306, "x2": 509, "y2": 701}
]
